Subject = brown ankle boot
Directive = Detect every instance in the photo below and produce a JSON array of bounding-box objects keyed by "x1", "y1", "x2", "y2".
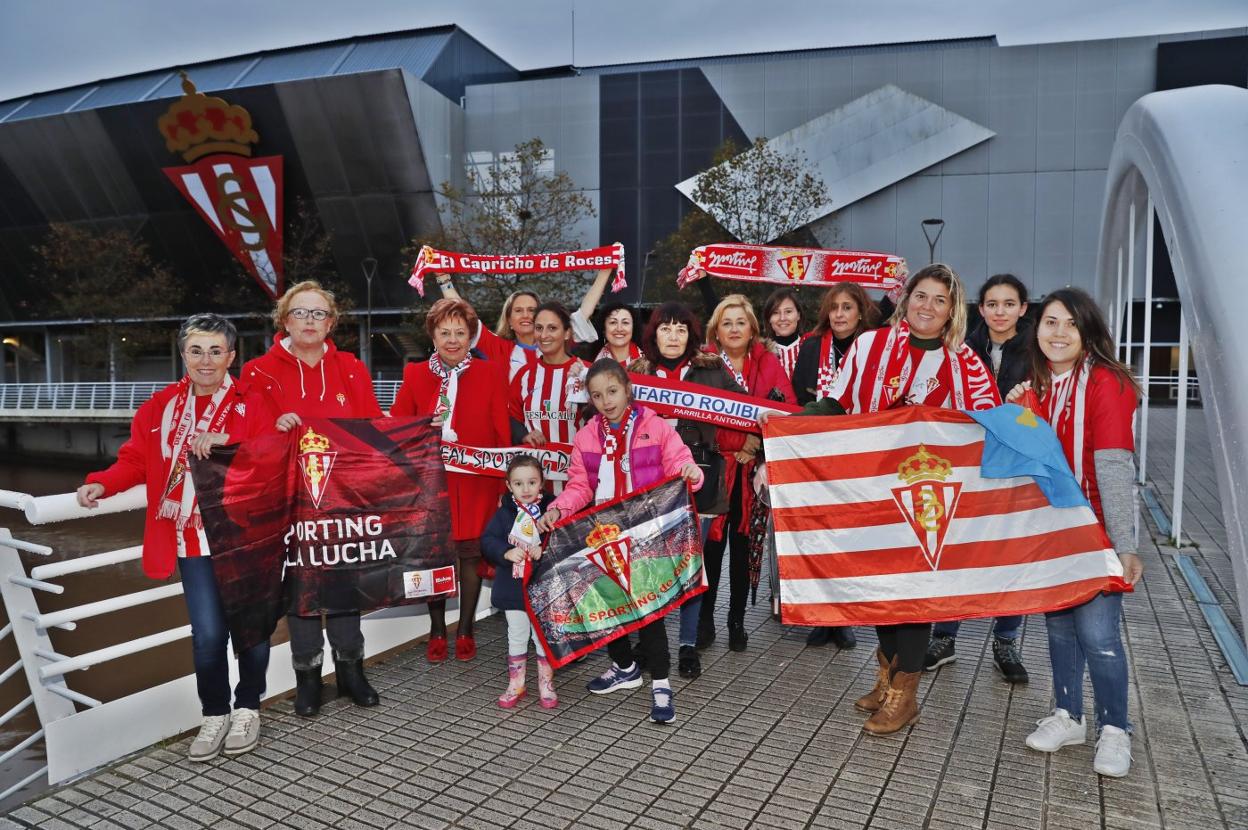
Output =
[
  {"x1": 864, "y1": 669, "x2": 921, "y2": 735},
  {"x1": 854, "y1": 649, "x2": 893, "y2": 713}
]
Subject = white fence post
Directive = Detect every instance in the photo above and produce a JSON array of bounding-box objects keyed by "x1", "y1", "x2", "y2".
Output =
[
  {"x1": 1138, "y1": 195, "x2": 1155, "y2": 485},
  {"x1": 1172, "y1": 312, "x2": 1190, "y2": 545}
]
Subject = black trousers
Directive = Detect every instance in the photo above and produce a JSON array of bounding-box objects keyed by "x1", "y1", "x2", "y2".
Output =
[
  {"x1": 607, "y1": 619, "x2": 670, "y2": 680},
  {"x1": 699, "y1": 468, "x2": 748, "y2": 630},
  {"x1": 876, "y1": 622, "x2": 931, "y2": 674},
  {"x1": 288, "y1": 612, "x2": 364, "y2": 669}
]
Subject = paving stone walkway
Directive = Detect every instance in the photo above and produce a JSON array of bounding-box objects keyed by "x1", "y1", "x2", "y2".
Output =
[{"x1": 4, "y1": 407, "x2": 1245, "y2": 830}]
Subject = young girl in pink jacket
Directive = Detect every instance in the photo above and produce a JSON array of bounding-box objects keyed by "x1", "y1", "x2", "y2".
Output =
[{"x1": 538, "y1": 359, "x2": 702, "y2": 723}]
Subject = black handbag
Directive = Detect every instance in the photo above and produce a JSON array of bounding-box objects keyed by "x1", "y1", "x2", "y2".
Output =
[{"x1": 688, "y1": 442, "x2": 724, "y2": 514}]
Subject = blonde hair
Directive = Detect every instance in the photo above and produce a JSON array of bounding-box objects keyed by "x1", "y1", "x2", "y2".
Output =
[
  {"x1": 271, "y1": 280, "x2": 340, "y2": 331},
  {"x1": 888, "y1": 263, "x2": 968, "y2": 349},
  {"x1": 494, "y1": 290, "x2": 540, "y2": 339},
  {"x1": 705, "y1": 294, "x2": 761, "y2": 352}
]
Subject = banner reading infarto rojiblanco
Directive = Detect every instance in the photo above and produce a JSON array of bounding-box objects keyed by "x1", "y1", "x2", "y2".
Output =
[
  {"x1": 628, "y1": 371, "x2": 801, "y2": 433},
  {"x1": 408, "y1": 243, "x2": 627, "y2": 296}
]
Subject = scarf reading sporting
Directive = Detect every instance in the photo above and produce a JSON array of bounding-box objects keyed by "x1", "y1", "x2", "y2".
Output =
[
  {"x1": 677, "y1": 243, "x2": 906, "y2": 291},
  {"x1": 1039, "y1": 358, "x2": 1092, "y2": 487},
  {"x1": 192, "y1": 417, "x2": 455, "y2": 654},
  {"x1": 409, "y1": 243, "x2": 627, "y2": 297},
  {"x1": 429, "y1": 354, "x2": 471, "y2": 442},
  {"x1": 826, "y1": 322, "x2": 999, "y2": 413},
  {"x1": 595, "y1": 342, "x2": 642, "y2": 365},
  {"x1": 524, "y1": 476, "x2": 705, "y2": 667},
  {"x1": 595, "y1": 406, "x2": 639, "y2": 503},
  {"x1": 628, "y1": 371, "x2": 800, "y2": 433},
  {"x1": 157, "y1": 375, "x2": 239, "y2": 550},
  {"x1": 440, "y1": 440, "x2": 572, "y2": 482}
]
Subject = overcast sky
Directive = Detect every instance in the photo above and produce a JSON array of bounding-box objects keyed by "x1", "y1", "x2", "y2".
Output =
[{"x1": 1, "y1": 0, "x2": 1245, "y2": 102}]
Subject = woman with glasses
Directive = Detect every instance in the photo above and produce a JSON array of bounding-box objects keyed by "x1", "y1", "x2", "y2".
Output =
[
  {"x1": 241, "y1": 280, "x2": 383, "y2": 719},
  {"x1": 77, "y1": 314, "x2": 278, "y2": 762}
]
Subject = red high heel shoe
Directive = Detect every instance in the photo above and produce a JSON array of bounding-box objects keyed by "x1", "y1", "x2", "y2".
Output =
[
  {"x1": 426, "y1": 635, "x2": 448, "y2": 663},
  {"x1": 455, "y1": 635, "x2": 477, "y2": 661}
]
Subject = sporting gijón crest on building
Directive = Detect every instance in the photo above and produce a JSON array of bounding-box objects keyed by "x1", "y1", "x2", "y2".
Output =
[{"x1": 158, "y1": 72, "x2": 284, "y2": 298}]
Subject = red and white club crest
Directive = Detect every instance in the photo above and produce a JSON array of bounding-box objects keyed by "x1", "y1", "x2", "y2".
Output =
[
  {"x1": 158, "y1": 73, "x2": 284, "y2": 299},
  {"x1": 585, "y1": 523, "x2": 632, "y2": 595},
  {"x1": 297, "y1": 428, "x2": 337, "y2": 509},
  {"x1": 890, "y1": 445, "x2": 962, "y2": 571},
  {"x1": 777, "y1": 252, "x2": 813, "y2": 282}
]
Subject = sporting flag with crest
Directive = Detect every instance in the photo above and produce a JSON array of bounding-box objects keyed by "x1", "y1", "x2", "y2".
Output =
[
  {"x1": 192, "y1": 416, "x2": 455, "y2": 653},
  {"x1": 762, "y1": 405, "x2": 1129, "y2": 626},
  {"x1": 525, "y1": 476, "x2": 705, "y2": 668}
]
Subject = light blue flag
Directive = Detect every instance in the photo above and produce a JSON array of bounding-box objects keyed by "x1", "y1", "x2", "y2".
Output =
[{"x1": 964, "y1": 404, "x2": 1089, "y2": 509}]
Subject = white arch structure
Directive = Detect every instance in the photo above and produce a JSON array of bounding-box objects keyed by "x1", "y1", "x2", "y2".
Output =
[{"x1": 1096, "y1": 84, "x2": 1248, "y2": 646}]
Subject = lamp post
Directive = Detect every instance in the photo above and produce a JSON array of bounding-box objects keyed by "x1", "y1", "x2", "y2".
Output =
[
  {"x1": 921, "y1": 218, "x2": 945, "y2": 264},
  {"x1": 360, "y1": 257, "x2": 377, "y2": 373}
]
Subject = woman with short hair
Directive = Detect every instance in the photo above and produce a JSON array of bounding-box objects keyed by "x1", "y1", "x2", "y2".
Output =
[
  {"x1": 391, "y1": 298, "x2": 510, "y2": 662},
  {"x1": 78, "y1": 314, "x2": 277, "y2": 762},
  {"x1": 241, "y1": 280, "x2": 383, "y2": 718}
]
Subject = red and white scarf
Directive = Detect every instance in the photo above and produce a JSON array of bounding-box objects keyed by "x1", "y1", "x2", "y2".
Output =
[
  {"x1": 409, "y1": 243, "x2": 626, "y2": 297},
  {"x1": 814, "y1": 332, "x2": 850, "y2": 400},
  {"x1": 718, "y1": 350, "x2": 751, "y2": 394},
  {"x1": 653, "y1": 359, "x2": 690, "y2": 381},
  {"x1": 595, "y1": 342, "x2": 642, "y2": 365},
  {"x1": 677, "y1": 243, "x2": 906, "y2": 291},
  {"x1": 429, "y1": 354, "x2": 472, "y2": 441},
  {"x1": 830, "y1": 322, "x2": 999, "y2": 413},
  {"x1": 158, "y1": 375, "x2": 237, "y2": 551},
  {"x1": 1040, "y1": 358, "x2": 1092, "y2": 486},
  {"x1": 595, "y1": 405, "x2": 639, "y2": 503}
]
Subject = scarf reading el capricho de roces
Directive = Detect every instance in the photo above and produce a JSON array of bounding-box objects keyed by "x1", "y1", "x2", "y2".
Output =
[
  {"x1": 408, "y1": 243, "x2": 627, "y2": 297},
  {"x1": 524, "y1": 476, "x2": 706, "y2": 668},
  {"x1": 192, "y1": 416, "x2": 455, "y2": 654}
]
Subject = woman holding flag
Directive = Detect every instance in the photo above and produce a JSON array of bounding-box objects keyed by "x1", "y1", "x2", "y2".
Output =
[
  {"x1": 242, "y1": 281, "x2": 383, "y2": 718},
  {"x1": 392, "y1": 298, "x2": 510, "y2": 663},
  {"x1": 1009, "y1": 287, "x2": 1142, "y2": 778},
  {"x1": 699, "y1": 295, "x2": 796, "y2": 653},
  {"x1": 783, "y1": 263, "x2": 1000, "y2": 735},
  {"x1": 77, "y1": 314, "x2": 277, "y2": 762}
]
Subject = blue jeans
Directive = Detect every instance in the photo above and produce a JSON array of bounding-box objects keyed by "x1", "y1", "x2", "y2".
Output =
[
  {"x1": 1045, "y1": 591, "x2": 1130, "y2": 731},
  {"x1": 179, "y1": 557, "x2": 271, "y2": 716},
  {"x1": 678, "y1": 517, "x2": 713, "y2": 647},
  {"x1": 933, "y1": 615, "x2": 1022, "y2": 641}
]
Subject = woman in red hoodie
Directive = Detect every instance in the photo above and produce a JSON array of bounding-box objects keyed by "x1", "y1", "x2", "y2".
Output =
[
  {"x1": 698, "y1": 294, "x2": 795, "y2": 652},
  {"x1": 390, "y1": 298, "x2": 510, "y2": 662},
  {"x1": 240, "y1": 280, "x2": 382, "y2": 718}
]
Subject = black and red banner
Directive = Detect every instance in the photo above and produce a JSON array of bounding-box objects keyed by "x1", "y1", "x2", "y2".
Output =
[
  {"x1": 192, "y1": 417, "x2": 454, "y2": 653},
  {"x1": 524, "y1": 476, "x2": 705, "y2": 668}
]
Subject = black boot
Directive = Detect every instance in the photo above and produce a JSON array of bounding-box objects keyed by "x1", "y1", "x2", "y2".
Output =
[
  {"x1": 696, "y1": 617, "x2": 716, "y2": 650},
  {"x1": 727, "y1": 621, "x2": 748, "y2": 652},
  {"x1": 829, "y1": 626, "x2": 857, "y2": 650},
  {"x1": 678, "y1": 645, "x2": 702, "y2": 679},
  {"x1": 334, "y1": 658, "x2": 380, "y2": 707},
  {"x1": 294, "y1": 668, "x2": 322, "y2": 717}
]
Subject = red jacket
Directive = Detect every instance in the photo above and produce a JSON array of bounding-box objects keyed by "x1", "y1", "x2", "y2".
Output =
[
  {"x1": 708, "y1": 341, "x2": 796, "y2": 538},
  {"x1": 391, "y1": 359, "x2": 509, "y2": 540},
  {"x1": 85, "y1": 379, "x2": 277, "y2": 579},
  {"x1": 241, "y1": 334, "x2": 381, "y2": 419}
]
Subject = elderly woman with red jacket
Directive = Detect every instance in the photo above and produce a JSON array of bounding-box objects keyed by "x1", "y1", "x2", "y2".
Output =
[
  {"x1": 77, "y1": 314, "x2": 277, "y2": 763},
  {"x1": 698, "y1": 294, "x2": 796, "y2": 653},
  {"x1": 391, "y1": 298, "x2": 510, "y2": 663}
]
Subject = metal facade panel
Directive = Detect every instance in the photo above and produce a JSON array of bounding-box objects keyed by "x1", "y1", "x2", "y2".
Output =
[
  {"x1": 74, "y1": 72, "x2": 171, "y2": 110},
  {"x1": 9, "y1": 87, "x2": 93, "y2": 121},
  {"x1": 940, "y1": 48, "x2": 991, "y2": 175},
  {"x1": 146, "y1": 58, "x2": 256, "y2": 99},
  {"x1": 1073, "y1": 40, "x2": 1119, "y2": 170},
  {"x1": 1035, "y1": 44, "x2": 1077, "y2": 171},
  {"x1": 847, "y1": 184, "x2": 898, "y2": 255},
  {"x1": 702, "y1": 62, "x2": 766, "y2": 140},
  {"x1": 1072, "y1": 169, "x2": 1104, "y2": 286},
  {"x1": 240, "y1": 44, "x2": 352, "y2": 86},
  {"x1": 1033, "y1": 170, "x2": 1075, "y2": 291},
  {"x1": 763, "y1": 58, "x2": 812, "y2": 138},
  {"x1": 334, "y1": 31, "x2": 450, "y2": 77},
  {"x1": 423, "y1": 32, "x2": 518, "y2": 103},
  {"x1": 892, "y1": 174, "x2": 944, "y2": 268},
  {"x1": 851, "y1": 51, "x2": 899, "y2": 101},
  {"x1": 939, "y1": 173, "x2": 989, "y2": 284},
  {"x1": 987, "y1": 46, "x2": 1039, "y2": 174},
  {"x1": 986, "y1": 172, "x2": 1036, "y2": 288}
]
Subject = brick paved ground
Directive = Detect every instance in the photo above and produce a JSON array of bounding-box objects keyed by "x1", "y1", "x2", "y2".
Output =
[{"x1": 4, "y1": 407, "x2": 1245, "y2": 830}]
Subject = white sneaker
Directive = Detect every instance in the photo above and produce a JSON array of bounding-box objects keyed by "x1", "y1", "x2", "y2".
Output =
[
  {"x1": 1025, "y1": 708, "x2": 1086, "y2": 752},
  {"x1": 1093, "y1": 725, "x2": 1132, "y2": 777},
  {"x1": 188, "y1": 714, "x2": 230, "y2": 762},
  {"x1": 223, "y1": 708, "x2": 260, "y2": 756}
]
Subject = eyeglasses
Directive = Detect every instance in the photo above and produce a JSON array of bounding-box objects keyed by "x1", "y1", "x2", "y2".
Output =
[
  {"x1": 184, "y1": 347, "x2": 231, "y2": 361},
  {"x1": 288, "y1": 308, "x2": 331, "y2": 321}
]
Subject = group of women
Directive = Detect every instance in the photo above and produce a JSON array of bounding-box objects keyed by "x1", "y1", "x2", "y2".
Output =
[{"x1": 75, "y1": 258, "x2": 1143, "y2": 779}]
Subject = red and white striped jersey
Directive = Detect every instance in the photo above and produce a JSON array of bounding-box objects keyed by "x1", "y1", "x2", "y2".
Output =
[
  {"x1": 509, "y1": 357, "x2": 592, "y2": 446},
  {"x1": 773, "y1": 337, "x2": 802, "y2": 379},
  {"x1": 762, "y1": 406, "x2": 1127, "y2": 627}
]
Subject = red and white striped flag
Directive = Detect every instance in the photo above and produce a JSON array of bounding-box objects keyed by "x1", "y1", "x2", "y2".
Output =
[{"x1": 762, "y1": 407, "x2": 1128, "y2": 627}]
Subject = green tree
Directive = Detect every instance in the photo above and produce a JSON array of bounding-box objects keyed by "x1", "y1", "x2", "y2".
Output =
[{"x1": 404, "y1": 137, "x2": 598, "y2": 326}]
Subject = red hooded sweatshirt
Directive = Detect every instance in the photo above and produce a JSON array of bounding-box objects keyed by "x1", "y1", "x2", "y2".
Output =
[{"x1": 241, "y1": 334, "x2": 381, "y2": 419}]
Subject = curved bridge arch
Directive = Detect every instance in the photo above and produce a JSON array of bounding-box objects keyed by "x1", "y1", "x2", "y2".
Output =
[{"x1": 1096, "y1": 84, "x2": 1248, "y2": 641}]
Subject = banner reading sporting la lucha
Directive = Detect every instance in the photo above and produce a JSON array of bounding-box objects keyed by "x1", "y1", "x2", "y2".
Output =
[{"x1": 193, "y1": 417, "x2": 455, "y2": 653}]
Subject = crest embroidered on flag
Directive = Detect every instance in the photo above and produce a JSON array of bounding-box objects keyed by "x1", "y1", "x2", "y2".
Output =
[
  {"x1": 296, "y1": 427, "x2": 336, "y2": 509},
  {"x1": 889, "y1": 445, "x2": 962, "y2": 571}
]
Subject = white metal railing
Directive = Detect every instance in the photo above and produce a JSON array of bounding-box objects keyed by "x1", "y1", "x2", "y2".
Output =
[
  {"x1": 0, "y1": 484, "x2": 488, "y2": 796},
  {"x1": 0, "y1": 381, "x2": 403, "y2": 416}
]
